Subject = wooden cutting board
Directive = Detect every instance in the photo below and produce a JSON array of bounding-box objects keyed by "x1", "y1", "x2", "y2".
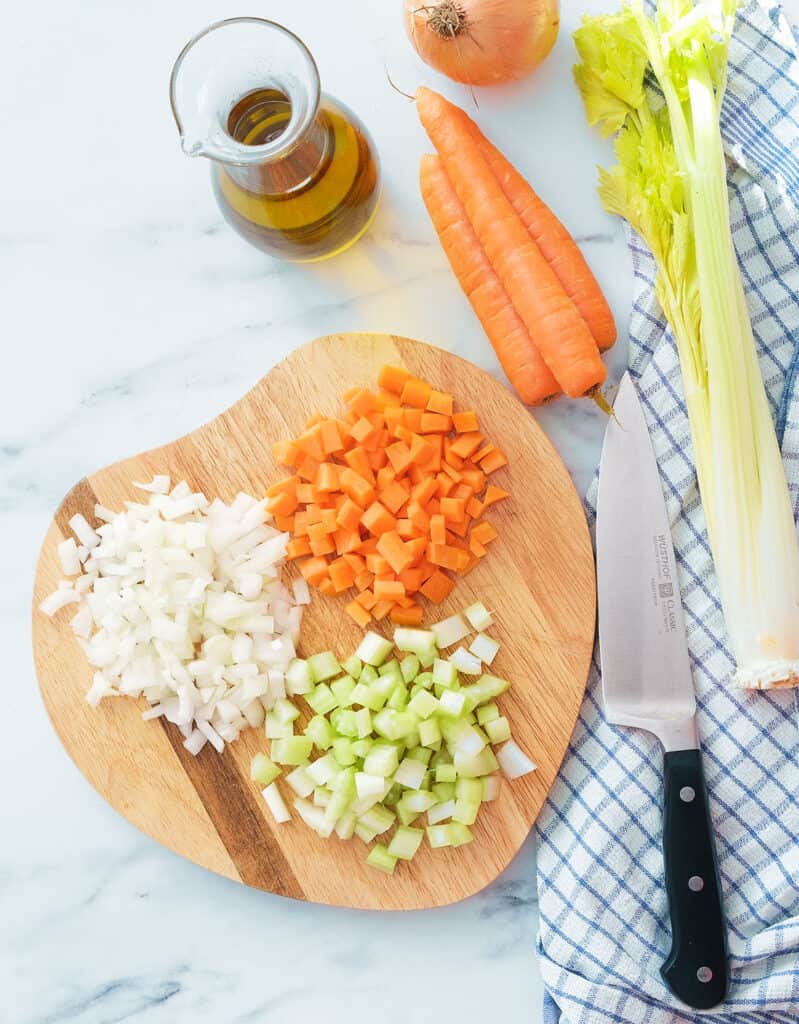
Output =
[{"x1": 32, "y1": 333, "x2": 595, "y2": 910}]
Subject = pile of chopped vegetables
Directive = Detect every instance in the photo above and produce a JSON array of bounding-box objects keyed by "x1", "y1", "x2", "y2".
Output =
[
  {"x1": 40, "y1": 476, "x2": 307, "y2": 754},
  {"x1": 250, "y1": 605, "x2": 535, "y2": 874},
  {"x1": 269, "y1": 364, "x2": 510, "y2": 628}
]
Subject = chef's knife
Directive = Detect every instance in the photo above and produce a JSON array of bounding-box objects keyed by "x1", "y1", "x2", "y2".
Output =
[{"x1": 596, "y1": 373, "x2": 728, "y2": 1010}]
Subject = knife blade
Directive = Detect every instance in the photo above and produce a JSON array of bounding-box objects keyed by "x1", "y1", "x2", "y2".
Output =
[{"x1": 596, "y1": 373, "x2": 728, "y2": 1011}]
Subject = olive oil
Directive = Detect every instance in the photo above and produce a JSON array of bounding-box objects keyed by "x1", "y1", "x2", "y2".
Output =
[{"x1": 212, "y1": 88, "x2": 381, "y2": 262}]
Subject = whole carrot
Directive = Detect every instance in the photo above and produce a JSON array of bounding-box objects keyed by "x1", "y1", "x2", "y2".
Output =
[
  {"x1": 416, "y1": 87, "x2": 606, "y2": 399},
  {"x1": 420, "y1": 154, "x2": 560, "y2": 406},
  {"x1": 477, "y1": 137, "x2": 617, "y2": 351}
]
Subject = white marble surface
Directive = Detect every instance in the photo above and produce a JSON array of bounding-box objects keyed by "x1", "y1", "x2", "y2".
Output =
[{"x1": 2, "y1": 2, "x2": 631, "y2": 1022}]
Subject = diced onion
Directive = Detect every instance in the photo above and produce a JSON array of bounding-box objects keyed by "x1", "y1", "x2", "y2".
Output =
[
  {"x1": 497, "y1": 740, "x2": 537, "y2": 779},
  {"x1": 262, "y1": 782, "x2": 291, "y2": 823},
  {"x1": 431, "y1": 614, "x2": 470, "y2": 648}
]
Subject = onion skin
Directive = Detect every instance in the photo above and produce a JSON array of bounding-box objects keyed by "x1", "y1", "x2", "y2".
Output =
[{"x1": 403, "y1": 0, "x2": 560, "y2": 86}]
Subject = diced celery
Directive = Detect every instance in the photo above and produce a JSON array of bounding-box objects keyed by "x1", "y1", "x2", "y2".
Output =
[
  {"x1": 403, "y1": 731, "x2": 420, "y2": 751},
  {"x1": 453, "y1": 725, "x2": 487, "y2": 757},
  {"x1": 286, "y1": 658, "x2": 312, "y2": 695},
  {"x1": 285, "y1": 765, "x2": 315, "y2": 798},
  {"x1": 250, "y1": 753, "x2": 281, "y2": 787},
  {"x1": 359, "y1": 664, "x2": 378, "y2": 684},
  {"x1": 313, "y1": 787, "x2": 332, "y2": 807},
  {"x1": 378, "y1": 658, "x2": 401, "y2": 677},
  {"x1": 418, "y1": 646, "x2": 436, "y2": 669},
  {"x1": 408, "y1": 690, "x2": 439, "y2": 719},
  {"x1": 430, "y1": 747, "x2": 452, "y2": 768},
  {"x1": 388, "y1": 826, "x2": 424, "y2": 861},
  {"x1": 400, "y1": 789, "x2": 437, "y2": 813},
  {"x1": 305, "y1": 714, "x2": 333, "y2": 750},
  {"x1": 355, "y1": 821, "x2": 378, "y2": 843},
  {"x1": 350, "y1": 682, "x2": 382, "y2": 710},
  {"x1": 418, "y1": 718, "x2": 442, "y2": 749},
  {"x1": 438, "y1": 689, "x2": 467, "y2": 716},
  {"x1": 330, "y1": 766, "x2": 356, "y2": 795},
  {"x1": 306, "y1": 683, "x2": 338, "y2": 715},
  {"x1": 272, "y1": 736, "x2": 313, "y2": 765},
  {"x1": 387, "y1": 683, "x2": 409, "y2": 711},
  {"x1": 359, "y1": 803, "x2": 396, "y2": 835},
  {"x1": 342, "y1": 654, "x2": 362, "y2": 678},
  {"x1": 373, "y1": 709, "x2": 418, "y2": 742},
  {"x1": 446, "y1": 822, "x2": 473, "y2": 846},
  {"x1": 406, "y1": 745, "x2": 432, "y2": 765},
  {"x1": 335, "y1": 810, "x2": 357, "y2": 839},
  {"x1": 432, "y1": 658, "x2": 459, "y2": 688},
  {"x1": 332, "y1": 737, "x2": 357, "y2": 766},
  {"x1": 448, "y1": 647, "x2": 482, "y2": 676},
  {"x1": 273, "y1": 697, "x2": 301, "y2": 724},
  {"x1": 397, "y1": 802, "x2": 420, "y2": 826},
  {"x1": 427, "y1": 799, "x2": 455, "y2": 824},
  {"x1": 455, "y1": 778, "x2": 483, "y2": 802},
  {"x1": 265, "y1": 714, "x2": 294, "y2": 740},
  {"x1": 307, "y1": 651, "x2": 341, "y2": 682},
  {"x1": 366, "y1": 843, "x2": 397, "y2": 874},
  {"x1": 476, "y1": 702, "x2": 500, "y2": 726},
  {"x1": 294, "y1": 798, "x2": 334, "y2": 837},
  {"x1": 469, "y1": 632, "x2": 500, "y2": 666},
  {"x1": 356, "y1": 772, "x2": 387, "y2": 798},
  {"x1": 485, "y1": 716, "x2": 512, "y2": 744},
  {"x1": 330, "y1": 675, "x2": 357, "y2": 707},
  {"x1": 307, "y1": 752, "x2": 339, "y2": 785},
  {"x1": 433, "y1": 781, "x2": 455, "y2": 803},
  {"x1": 352, "y1": 737, "x2": 373, "y2": 759},
  {"x1": 482, "y1": 775, "x2": 501, "y2": 801},
  {"x1": 400, "y1": 654, "x2": 420, "y2": 683},
  {"x1": 383, "y1": 782, "x2": 403, "y2": 806},
  {"x1": 461, "y1": 674, "x2": 510, "y2": 710},
  {"x1": 463, "y1": 601, "x2": 493, "y2": 632},
  {"x1": 435, "y1": 763, "x2": 457, "y2": 783},
  {"x1": 330, "y1": 708, "x2": 358, "y2": 737},
  {"x1": 356, "y1": 631, "x2": 394, "y2": 666},
  {"x1": 324, "y1": 789, "x2": 351, "y2": 823},
  {"x1": 453, "y1": 797, "x2": 480, "y2": 825},
  {"x1": 415, "y1": 671, "x2": 434, "y2": 689},
  {"x1": 426, "y1": 824, "x2": 452, "y2": 848},
  {"x1": 394, "y1": 628, "x2": 438, "y2": 663},
  {"x1": 438, "y1": 716, "x2": 472, "y2": 746},
  {"x1": 454, "y1": 747, "x2": 499, "y2": 777},
  {"x1": 354, "y1": 707, "x2": 372, "y2": 739},
  {"x1": 394, "y1": 757, "x2": 427, "y2": 790},
  {"x1": 363, "y1": 743, "x2": 399, "y2": 778}
]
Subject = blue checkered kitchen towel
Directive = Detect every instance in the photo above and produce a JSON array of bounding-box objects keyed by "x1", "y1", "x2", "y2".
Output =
[{"x1": 537, "y1": 3, "x2": 799, "y2": 1021}]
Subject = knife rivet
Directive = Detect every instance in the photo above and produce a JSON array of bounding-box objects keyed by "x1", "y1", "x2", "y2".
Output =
[
  {"x1": 697, "y1": 967, "x2": 713, "y2": 984},
  {"x1": 679, "y1": 786, "x2": 695, "y2": 803},
  {"x1": 688, "y1": 875, "x2": 704, "y2": 892}
]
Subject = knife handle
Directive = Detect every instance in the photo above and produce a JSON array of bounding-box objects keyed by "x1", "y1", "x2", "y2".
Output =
[{"x1": 660, "y1": 747, "x2": 728, "y2": 1009}]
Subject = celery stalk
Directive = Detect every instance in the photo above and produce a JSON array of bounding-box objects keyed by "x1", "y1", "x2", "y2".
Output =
[{"x1": 575, "y1": 0, "x2": 799, "y2": 688}]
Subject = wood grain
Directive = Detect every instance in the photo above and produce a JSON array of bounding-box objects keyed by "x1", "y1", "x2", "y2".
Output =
[{"x1": 32, "y1": 333, "x2": 596, "y2": 910}]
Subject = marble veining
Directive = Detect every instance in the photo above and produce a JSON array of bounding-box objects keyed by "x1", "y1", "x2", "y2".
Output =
[{"x1": 3, "y1": 0, "x2": 635, "y2": 1021}]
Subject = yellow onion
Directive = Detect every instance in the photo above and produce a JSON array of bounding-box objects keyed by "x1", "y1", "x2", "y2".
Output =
[{"x1": 403, "y1": 0, "x2": 559, "y2": 86}]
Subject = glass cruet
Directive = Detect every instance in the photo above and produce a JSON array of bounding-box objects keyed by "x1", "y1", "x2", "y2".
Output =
[{"x1": 169, "y1": 17, "x2": 382, "y2": 262}]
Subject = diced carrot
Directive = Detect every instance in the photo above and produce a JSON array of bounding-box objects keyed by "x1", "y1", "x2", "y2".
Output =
[
  {"x1": 411, "y1": 476, "x2": 438, "y2": 506},
  {"x1": 318, "y1": 579, "x2": 335, "y2": 596},
  {"x1": 460, "y1": 468, "x2": 486, "y2": 493},
  {"x1": 329, "y1": 557, "x2": 357, "y2": 592},
  {"x1": 272, "y1": 439, "x2": 299, "y2": 466},
  {"x1": 367, "y1": 447, "x2": 388, "y2": 470},
  {"x1": 319, "y1": 508, "x2": 338, "y2": 533},
  {"x1": 391, "y1": 604, "x2": 424, "y2": 625},
  {"x1": 436, "y1": 472, "x2": 456, "y2": 498},
  {"x1": 449, "y1": 432, "x2": 484, "y2": 459},
  {"x1": 355, "y1": 588, "x2": 379, "y2": 610},
  {"x1": 404, "y1": 535, "x2": 428, "y2": 564},
  {"x1": 267, "y1": 490, "x2": 299, "y2": 517},
  {"x1": 296, "y1": 482, "x2": 316, "y2": 504},
  {"x1": 473, "y1": 443, "x2": 496, "y2": 463},
  {"x1": 346, "y1": 600, "x2": 372, "y2": 627},
  {"x1": 350, "y1": 416, "x2": 377, "y2": 445},
  {"x1": 315, "y1": 463, "x2": 340, "y2": 493},
  {"x1": 453, "y1": 483, "x2": 474, "y2": 501},
  {"x1": 378, "y1": 365, "x2": 412, "y2": 393},
  {"x1": 380, "y1": 478, "x2": 410, "y2": 515},
  {"x1": 482, "y1": 484, "x2": 509, "y2": 506},
  {"x1": 355, "y1": 570, "x2": 375, "y2": 592},
  {"x1": 361, "y1": 500, "x2": 397, "y2": 536},
  {"x1": 371, "y1": 599, "x2": 394, "y2": 621},
  {"x1": 307, "y1": 521, "x2": 331, "y2": 543},
  {"x1": 452, "y1": 411, "x2": 479, "y2": 432},
  {"x1": 295, "y1": 426, "x2": 325, "y2": 462},
  {"x1": 427, "y1": 390, "x2": 454, "y2": 415},
  {"x1": 293, "y1": 511, "x2": 309, "y2": 536},
  {"x1": 420, "y1": 570, "x2": 455, "y2": 603},
  {"x1": 428, "y1": 543, "x2": 464, "y2": 571},
  {"x1": 374, "y1": 578, "x2": 406, "y2": 601},
  {"x1": 480, "y1": 449, "x2": 508, "y2": 474},
  {"x1": 300, "y1": 557, "x2": 329, "y2": 585},
  {"x1": 366, "y1": 552, "x2": 392, "y2": 575},
  {"x1": 348, "y1": 388, "x2": 379, "y2": 417},
  {"x1": 430, "y1": 513, "x2": 446, "y2": 545},
  {"x1": 386, "y1": 441, "x2": 413, "y2": 475},
  {"x1": 470, "y1": 535, "x2": 487, "y2": 558},
  {"x1": 334, "y1": 497, "x2": 360, "y2": 533},
  {"x1": 377, "y1": 530, "x2": 414, "y2": 574},
  {"x1": 408, "y1": 500, "x2": 430, "y2": 532},
  {"x1": 447, "y1": 516, "x2": 471, "y2": 538},
  {"x1": 402, "y1": 408, "x2": 424, "y2": 432},
  {"x1": 339, "y1": 467, "x2": 376, "y2": 507},
  {"x1": 394, "y1": 424, "x2": 415, "y2": 446},
  {"x1": 384, "y1": 406, "x2": 403, "y2": 434},
  {"x1": 343, "y1": 447, "x2": 376, "y2": 484},
  {"x1": 297, "y1": 454, "x2": 320, "y2": 482},
  {"x1": 466, "y1": 496, "x2": 483, "y2": 518},
  {"x1": 310, "y1": 533, "x2": 336, "y2": 558},
  {"x1": 396, "y1": 518, "x2": 420, "y2": 540},
  {"x1": 421, "y1": 412, "x2": 452, "y2": 433},
  {"x1": 409, "y1": 433, "x2": 435, "y2": 466},
  {"x1": 359, "y1": 537, "x2": 379, "y2": 554},
  {"x1": 440, "y1": 497, "x2": 467, "y2": 522},
  {"x1": 319, "y1": 419, "x2": 344, "y2": 455},
  {"x1": 267, "y1": 475, "x2": 299, "y2": 498},
  {"x1": 305, "y1": 504, "x2": 323, "y2": 526},
  {"x1": 334, "y1": 529, "x2": 361, "y2": 555},
  {"x1": 286, "y1": 537, "x2": 312, "y2": 559},
  {"x1": 471, "y1": 520, "x2": 499, "y2": 545},
  {"x1": 400, "y1": 377, "x2": 433, "y2": 408},
  {"x1": 274, "y1": 513, "x2": 294, "y2": 532},
  {"x1": 306, "y1": 412, "x2": 325, "y2": 428},
  {"x1": 399, "y1": 567, "x2": 424, "y2": 591}
]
